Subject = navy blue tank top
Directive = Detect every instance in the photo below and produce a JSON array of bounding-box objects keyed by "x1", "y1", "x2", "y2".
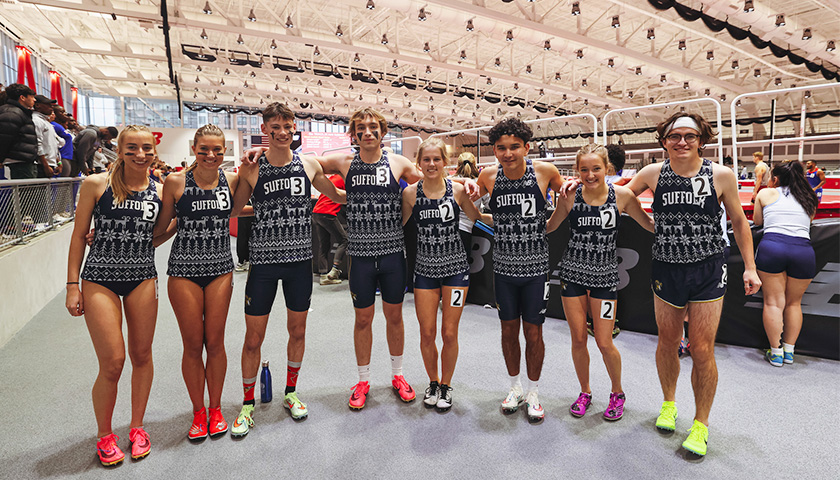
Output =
[
  {"x1": 81, "y1": 181, "x2": 161, "y2": 282},
  {"x1": 345, "y1": 151, "x2": 404, "y2": 257},
  {"x1": 249, "y1": 153, "x2": 312, "y2": 265},
  {"x1": 560, "y1": 184, "x2": 620, "y2": 288},
  {"x1": 652, "y1": 159, "x2": 724, "y2": 263},
  {"x1": 413, "y1": 179, "x2": 469, "y2": 278},
  {"x1": 490, "y1": 158, "x2": 548, "y2": 277},
  {"x1": 167, "y1": 170, "x2": 234, "y2": 277}
]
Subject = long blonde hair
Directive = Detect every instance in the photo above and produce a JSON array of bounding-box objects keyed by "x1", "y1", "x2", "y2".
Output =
[
  {"x1": 186, "y1": 124, "x2": 225, "y2": 173},
  {"x1": 455, "y1": 152, "x2": 479, "y2": 179},
  {"x1": 109, "y1": 125, "x2": 154, "y2": 204},
  {"x1": 415, "y1": 137, "x2": 449, "y2": 165}
]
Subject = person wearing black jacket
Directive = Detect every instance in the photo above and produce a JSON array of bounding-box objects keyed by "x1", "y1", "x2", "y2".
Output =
[{"x1": 0, "y1": 83, "x2": 39, "y2": 179}]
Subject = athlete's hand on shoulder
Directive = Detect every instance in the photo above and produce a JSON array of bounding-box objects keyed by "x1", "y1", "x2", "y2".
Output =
[
  {"x1": 464, "y1": 178, "x2": 480, "y2": 201},
  {"x1": 744, "y1": 268, "x2": 761, "y2": 295},
  {"x1": 85, "y1": 228, "x2": 95, "y2": 246},
  {"x1": 66, "y1": 286, "x2": 84, "y2": 316},
  {"x1": 240, "y1": 147, "x2": 267, "y2": 166}
]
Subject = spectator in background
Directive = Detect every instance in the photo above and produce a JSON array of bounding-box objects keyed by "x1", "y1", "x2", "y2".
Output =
[
  {"x1": 804, "y1": 160, "x2": 826, "y2": 204},
  {"x1": 313, "y1": 174, "x2": 348, "y2": 285},
  {"x1": 0, "y1": 83, "x2": 39, "y2": 179},
  {"x1": 73, "y1": 125, "x2": 117, "y2": 176},
  {"x1": 32, "y1": 95, "x2": 58, "y2": 178},
  {"x1": 92, "y1": 147, "x2": 106, "y2": 174},
  {"x1": 453, "y1": 152, "x2": 488, "y2": 256},
  {"x1": 750, "y1": 151, "x2": 770, "y2": 204},
  {"x1": 52, "y1": 105, "x2": 74, "y2": 177},
  {"x1": 605, "y1": 144, "x2": 629, "y2": 186}
]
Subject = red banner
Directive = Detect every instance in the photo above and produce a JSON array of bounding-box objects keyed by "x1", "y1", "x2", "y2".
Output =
[
  {"x1": 71, "y1": 87, "x2": 78, "y2": 119},
  {"x1": 49, "y1": 71, "x2": 64, "y2": 106},
  {"x1": 16, "y1": 46, "x2": 36, "y2": 90}
]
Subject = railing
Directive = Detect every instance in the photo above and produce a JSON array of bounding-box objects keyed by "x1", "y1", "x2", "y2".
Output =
[{"x1": 0, "y1": 177, "x2": 82, "y2": 251}]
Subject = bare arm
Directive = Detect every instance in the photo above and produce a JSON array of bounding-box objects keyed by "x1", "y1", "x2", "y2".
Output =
[
  {"x1": 547, "y1": 187, "x2": 575, "y2": 233},
  {"x1": 314, "y1": 153, "x2": 351, "y2": 177},
  {"x1": 305, "y1": 156, "x2": 346, "y2": 204},
  {"x1": 153, "y1": 174, "x2": 181, "y2": 238},
  {"x1": 401, "y1": 184, "x2": 416, "y2": 226},
  {"x1": 625, "y1": 163, "x2": 659, "y2": 196},
  {"x1": 717, "y1": 165, "x2": 761, "y2": 294},
  {"x1": 453, "y1": 182, "x2": 490, "y2": 225},
  {"x1": 232, "y1": 164, "x2": 258, "y2": 217},
  {"x1": 617, "y1": 186, "x2": 654, "y2": 233},
  {"x1": 751, "y1": 164, "x2": 766, "y2": 201},
  {"x1": 815, "y1": 169, "x2": 826, "y2": 190},
  {"x1": 65, "y1": 175, "x2": 103, "y2": 316}
]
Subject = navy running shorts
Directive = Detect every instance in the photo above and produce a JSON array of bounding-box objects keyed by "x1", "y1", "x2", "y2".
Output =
[
  {"x1": 414, "y1": 271, "x2": 470, "y2": 290},
  {"x1": 349, "y1": 252, "x2": 406, "y2": 308},
  {"x1": 494, "y1": 273, "x2": 549, "y2": 325},
  {"x1": 755, "y1": 232, "x2": 816, "y2": 280},
  {"x1": 244, "y1": 260, "x2": 312, "y2": 315},
  {"x1": 651, "y1": 253, "x2": 727, "y2": 308},
  {"x1": 559, "y1": 280, "x2": 618, "y2": 300}
]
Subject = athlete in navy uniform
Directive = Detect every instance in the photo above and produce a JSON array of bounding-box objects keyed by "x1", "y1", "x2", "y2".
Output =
[
  {"x1": 547, "y1": 144, "x2": 653, "y2": 422},
  {"x1": 66, "y1": 125, "x2": 171, "y2": 465},
  {"x1": 155, "y1": 125, "x2": 241, "y2": 440},
  {"x1": 401, "y1": 137, "x2": 491, "y2": 412},
  {"x1": 626, "y1": 113, "x2": 760, "y2": 456},
  {"x1": 231, "y1": 103, "x2": 345, "y2": 434},
  {"x1": 475, "y1": 118, "x2": 565, "y2": 424}
]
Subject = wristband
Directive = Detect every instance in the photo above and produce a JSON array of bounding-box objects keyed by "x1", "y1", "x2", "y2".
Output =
[{"x1": 66, "y1": 281, "x2": 80, "y2": 285}]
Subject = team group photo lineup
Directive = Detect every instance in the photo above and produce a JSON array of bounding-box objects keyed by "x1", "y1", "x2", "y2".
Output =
[{"x1": 0, "y1": 0, "x2": 837, "y2": 475}]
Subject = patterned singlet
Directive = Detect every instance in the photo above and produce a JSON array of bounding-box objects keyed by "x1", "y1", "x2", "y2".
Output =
[
  {"x1": 413, "y1": 179, "x2": 469, "y2": 278},
  {"x1": 345, "y1": 150, "x2": 404, "y2": 257},
  {"x1": 167, "y1": 170, "x2": 234, "y2": 277},
  {"x1": 652, "y1": 159, "x2": 724, "y2": 263},
  {"x1": 81, "y1": 181, "x2": 161, "y2": 282},
  {"x1": 490, "y1": 158, "x2": 548, "y2": 277},
  {"x1": 560, "y1": 184, "x2": 620, "y2": 288},
  {"x1": 249, "y1": 153, "x2": 312, "y2": 265}
]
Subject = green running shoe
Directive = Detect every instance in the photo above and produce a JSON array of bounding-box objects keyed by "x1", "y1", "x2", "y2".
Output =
[
  {"x1": 231, "y1": 404, "x2": 254, "y2": 437},
  {"x1": 284, "y1": 392, "x2": 308, "y2": 420},
  {"x1": 682, "y1": 420, "x2": 709, "y2": 456},
  {"x1": 655, "y1": 401, "x2": 678, "y2": 431}
]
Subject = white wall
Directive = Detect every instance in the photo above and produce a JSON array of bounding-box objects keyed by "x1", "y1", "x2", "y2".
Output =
[{"x1": 0, "y1": 224, "x2": 74, "y2": 348}]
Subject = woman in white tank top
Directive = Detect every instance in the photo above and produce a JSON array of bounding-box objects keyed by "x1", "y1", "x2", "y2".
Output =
[{"x1": 753, "y1": 161, "x2": 819, "y2": 367}]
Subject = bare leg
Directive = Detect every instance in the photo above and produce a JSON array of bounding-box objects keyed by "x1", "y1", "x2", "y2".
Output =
[
  {"x1": 590, "y1": 296, "x2": 622, "y2": 393},
  {"x1": 122, "y1": 279, "x2": 158, "y2": 429},
  {"x1": 440, "y1": 286, "x2": 466, "y2": 385},
  {"x1": 562, "y1": 295, "x2": 591, "y2": 393},
  {"x1": 414, "y1": 288, "x2": 441, "y2": 383},
  {"x1": 653, "y1": 296, "x2": 685, "y2": 403},
  {"x1": 286, "y1": 309, "x2": 307, "y2": 363},
  {"x1": 353, "y1": 305, "x2": 375, "y2": 366},
  {"x1": 169, "y1": 277, "x2": 207, "y2": 411},
  {"x1": 500, "y1": 319, "x2": 521, "y2": 377},
  {"x1": 203, "y1": 274, "x2": 232, "y2": 408},
  {"x1": 685, "y1": 299, "x2": 723, "y2": 426},
  {"x1": 782, "y1": 277, "x2": 812, "y2": 346},
  {"x1": 758, "y1": 271, "x2": 787, "y2": 348},
  {"x1": 241, "y1": 314, "x2": 269, "y2": 381},
  {"x1": 382, "y1": 300, "x2": 405, "y2": 357},
  {"x1": 522, "y1": 322, "x2": 545, "y2": 382}
]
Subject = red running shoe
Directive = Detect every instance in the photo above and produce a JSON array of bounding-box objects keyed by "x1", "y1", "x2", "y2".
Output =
[
  {"x1": 188, "y1": 408, "x2": 208, "y2": 440},
  {"x1": 208, "y1": 406, "x2": 228, "y2": 437},
  {"x1": 349, "y1": 381, "x2": 370, "y2": 410},
  {"x1": 96, "y1": 433, "x2": 124, "y2": 466},
  {"x1": 129, "y1": 427, "x2": 151, "y2": 460},
  {"x1": 392, "y1": 375, "x2": 416, "y2": 402}
]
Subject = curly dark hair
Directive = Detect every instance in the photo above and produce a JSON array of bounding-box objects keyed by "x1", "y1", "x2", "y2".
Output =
[
  {"x1": 488, "y1": 117, "x2": 532, "y2": 145},
  {"x1": 655, "y1": 112, "x2": 716, "y2": 155},
  {"x1": 606, "y1": 144, "x2": 626, "y2": 173}
]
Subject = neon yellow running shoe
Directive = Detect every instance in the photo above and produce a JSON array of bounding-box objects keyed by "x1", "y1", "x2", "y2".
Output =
[
  {"x1": 655, "y1": 401, "x2": 677, "y2": 431},
  {"x1": 682, "y1": 420, "x2": 709, "y2": 456},
  {"x1": 284, "y1": 392, "x2": 308, "y2": 420},
  {"x1": 231, "y1": 404, "x2": 254, "y2": 437}
]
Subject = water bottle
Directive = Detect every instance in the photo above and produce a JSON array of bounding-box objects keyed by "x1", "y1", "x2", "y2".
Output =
[{"x1": 260, "y1": 360, "x2": 272, "y2": 403}]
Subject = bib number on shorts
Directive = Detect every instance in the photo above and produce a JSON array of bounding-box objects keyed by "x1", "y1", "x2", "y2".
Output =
[
  {"x1": 600, "y1": 299, "x2": 616, "y2": 320},
  {"x1": 140, "y1": 201, "x2": 159, "y2": 223},
  {"x1": 438, "y1": 201, "x2": 455, "y2": 222},
  {"x1": 450, "y1": 288, "x2": 465, "y2": 307},
  {"x1": 376, "y1": 166, "x2": 389, "y2": 186},
  {"x1": 290, "y1": 177, "x2": 305, "y2": 196},
  {"x1": 521, "y1": 196, "x2": 536, "y2": 218},
  {"x1": 692, "y1": 176, "x2": 712, "y2": 198},
  {"x1": 599, "y1": 207, "x2": 616, "y2": 229},
  {"x1": 215, "y1": 189, "x2": 232, "y2": 210}
]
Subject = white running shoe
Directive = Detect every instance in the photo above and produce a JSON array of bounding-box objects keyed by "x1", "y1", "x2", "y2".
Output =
[
  {"x1": 501, "y1": 385, "x2": 524, "y2": 413},
  {"x1": 436, "y1": 384, "x2": 453, "y2": 412},
  {"x1": 525, "y1": 391, "x2": 545, "y2": 423},
  {"x1": 423, "y1": 382, "x2": 440, "y2": 408}
]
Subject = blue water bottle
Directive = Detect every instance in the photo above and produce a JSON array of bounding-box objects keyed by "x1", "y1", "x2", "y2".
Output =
[{"x1": 260, "y1": 360, "x2": 272, "y2": 403}]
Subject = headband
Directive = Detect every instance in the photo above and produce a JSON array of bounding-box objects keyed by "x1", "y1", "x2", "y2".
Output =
[{"x1": 664, "y1": 116, "x2": 701, "y2": 136}]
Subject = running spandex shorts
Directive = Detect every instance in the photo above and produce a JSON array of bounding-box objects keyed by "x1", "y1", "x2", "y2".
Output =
[{"x1": 245, "y1": 261, "x2": 312, "y2": 315}]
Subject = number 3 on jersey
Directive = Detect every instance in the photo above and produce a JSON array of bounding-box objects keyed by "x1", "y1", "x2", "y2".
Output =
[
  {"x1": 376, "y1": 166, "x2": 389, "y2": 186},
  {"x1": 290, "y1": 177, "x2": 305, "y2": 196},
  {"x1": 140, "y1": 201, "x2": 159, "y2": 223},
  {"x1": 215, "y1": 189, "x2": 231, "y2": 210}
]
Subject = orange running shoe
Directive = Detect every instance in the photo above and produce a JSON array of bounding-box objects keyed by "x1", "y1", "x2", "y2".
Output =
[
  {"x1": 96, "y1": 433, "x2": 124, "y2": 466},
  {"x1": 188, "y1": 408, "x2": 208, "y2": 440},
  {"x1": 129, "y1": 427, "x2": 151, "y2": 460},
  {"x1": 349, "y1": 381, "x2": 370, "y2": 410},
  {"x1": 208, "y1": 406, "x2": 228, "y2": 437},
  {"x1": 392, "y1": 375, "x2": 416, "y2": 402}
]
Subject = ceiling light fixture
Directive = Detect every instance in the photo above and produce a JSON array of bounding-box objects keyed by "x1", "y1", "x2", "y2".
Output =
[
  {"x1": 571, "y1": 2, "x2": 580, "y2": 15},
  {"x1": 495, "y1": 57, "x2": 501, "y2": 67},
  {"x1": 576, "y1": 49, "x2": 584, "y2": 59},
  {"x1": 544, "y1": 40, "x2": 551, "y2": 51},
  {"x1": 506, "y1": 30, "x2": 514, "y2": 42},
  {"x1": 392, "y1": 59, "x2": 398, "y2": 68},
  {"x1": 200, "y1": 29, "x2": 208, "y2": 40},
  {"x1": 285, "y1": 16, "x2": 293, "y2": 28},
  {"x1": 606, "y1": 85, "x2": 612, "y2": 93},
  {"x1": 525, "y1": 65, "x2": 532, "y2": 74},
  {"x1": 611, "y1": 16, "x2": 620, "y2": 28},
  {"x1": 805, "y1": 90, "x2": 811, "y2": 98},
  {"x1": 270, "y1": 39, "x2": 277, "y2": 49},
  {"x1": 426, "y1": 65, "x2": 431, "y2": 74},
  {"x1": 744, "y1": 0, "x2": 754, "y2": 13},
  {"x1": 381, "y1": 34, "x2": 388, "y2": 45},
  {"x1": 581, "y1": 78, "x2": 587, "y2": 87},
  {"x1": 802, "y1": 28, "x2": 812, "y2": 40},
  {"x1": 466, "y1": 19, "x2": 474, "y2": 31},
  {"x1": 704, "y1": 88, "x2": 710, "y2": 96},
  {"x1": 366, "y1": 0, "x2": 375, "y2": 10},
  {"x1": 731, "y1": 60, "x2": 739, "y2": 69},
  {"x1": 313, "y1": 46, "x2": 320, "y2": 56},
  {"x1": 706, "y1": 50, "x2": 714, "y2": 60},
  {"x1": 237, "y1": 34, "x2": 244, "y2": 44},
  {"x1": 775, "y1": 77, "x2": 782, "y2": 86},
  {"x1": 678, "y1": 39, "x2": 686, "y2": 50},
  {"x1": 248, "y1": 8, "x2": 256, "y2": 22},
  {"x1": 607, "y1": 58, "x2": 614, "y2": 68},
  {"x1": 660, "y1": 74, "x2": 667, "y2": 83},
  {"x1": 647, "y1": 28, "x2": 656, "y2": 40},
  {"x1": 460, "y1": 50, "x2": 467, "y2": 61},
  {"x1": 418, "y1": 7, "x2": 427, "y2": 21},
  {"x1": 827, "y1": 40, "x2": 836, "y2": 52},
  {"x1": 775, "y1": 14, "x2": 785, "y2": 27},
  {"x1": 203, "y1": 1, "x2": 212, "y2": 14},
  {"x1": 683, "y1": 81, "x2": 690, "y2": 89},
  {"x1": 635, "y1": 66, "x2": 642, "y2": 75},
  {"x1": 423, "y1": 42, "x2": 430, "y2": 53},
  {"x1": 754, "y1": 68, "x2": 761, "y2": 77},
  {"x1": 353, "y1": 53, "x2": 360, "y2": 62},
  {"x1": 336, "y1": 25, "x2": 343, "y2": 37}
]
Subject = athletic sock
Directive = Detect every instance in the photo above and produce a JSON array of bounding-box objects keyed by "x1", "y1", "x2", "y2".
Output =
[
  {"x1": 771, "y1": 347, "x2": 784, "y2": 357},
  {"x1": 358, "y1": 364, "x2": 371, "y2": 383},
  {"x1": 783, "y1": 343, "x2": 795, "y2": 354},
  {"x1": 390, "y1": 355, "x2": 403, "y2": 377},
  {"x1": 285, "y1": 361, "x2": 301, "y2": 395},
  {"x1": 510, "y1": 374, "x2": 521, "y2": 389},
  {"x1": 243, "y1": 376, "x2": 257, "y2": 406}
]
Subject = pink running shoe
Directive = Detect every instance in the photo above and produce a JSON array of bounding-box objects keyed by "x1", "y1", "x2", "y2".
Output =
[
  {"x1": 208, "y1": 406, "x2": 228, "y2": 437},
  {"x1": 604, "y1": 392, "x2": 626, "y2": 421},
  {"x1": 569, "y1": 392, "x2": 592, "y2": 418},
  {"x1": 392, "y1": 375, "x2": 416, "y2": 402},
  {"x1": 96, "y1": 433, "x2": 124, "y2": 466},
  {"x1": 129, "y1": 427, "x2": 150, "y2": 460},
  {"x1": 349, "y1": 381, "x2": 370, "y2": 410},
  {"x1": 188, "y1": 408, "x2": 208, "y2": 440}
]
